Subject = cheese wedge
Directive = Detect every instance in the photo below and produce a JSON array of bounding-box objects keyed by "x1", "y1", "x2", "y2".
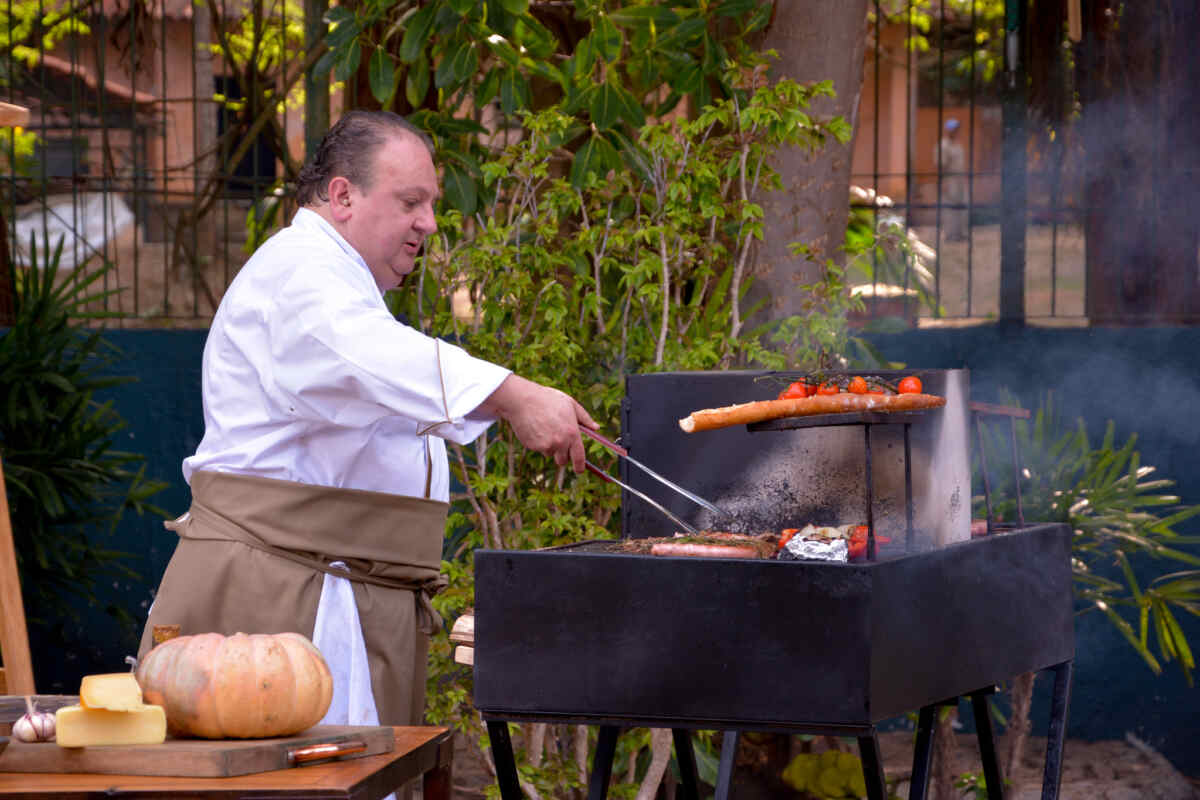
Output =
[
  {"x1": 80, "y1": 672, "x2": 144, "y2": 711},
  {"x1": 55, "y1": 704, "x2": 166, "y2": 747}
]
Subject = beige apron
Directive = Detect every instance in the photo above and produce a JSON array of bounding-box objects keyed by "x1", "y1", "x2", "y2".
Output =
[{"x1": 138, "y1": 470, "x2": 449, "y2": 726}]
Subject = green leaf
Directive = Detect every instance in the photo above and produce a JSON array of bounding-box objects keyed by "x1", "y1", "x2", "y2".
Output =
[
  {"x1": 569, "y1": 133, "x2": 619, "y2": 188},
  {"x1": 609, "y1": 6, "x2": 680, "y2": 26},
  {"x1": 406, "y1": 57, "x2": 431, "y2": 107},
  {"x1": 477, "y1": 67, "x2": 502, "y2": 107},
  {"x1": 512, "y1": 13, "x2": 556, "y2": 58},
  {"x1": 484, "y1": 32, "x2": 521, "y2": 66},
  {"x1": 447, "y1": 0, "x2": 473, "y2": 15},
  {"x1": 334, "y1": 39, "x2": 361, "y2": 83},
  {"x1": 669, "y1": 63, "x2": 704, "y2": 95},
  {"x1": 399, "y1": 2, "x2": 437, "y2": 64},
  {"x1": 615, "y1": 85, "x2": 645, "y2": 128},
  {"x1": 660, "y1": 16, "x2": 709, "y2": 48},
  {"x1": 716, "y1": 0, "x2": 759, "y2": 17},
  {"x1": 594, "y1": 14, "x2": 623, "y2": 61},
  {"x1": 499, "y1": 0, "x2": 528, "y2": 13},
  {"x1": 368, "y1": 48, "x2": 397, "y2": 105},
  {"x1": 746, "y1": 1, "x2": 773, "y2": 31},
  {"x1": 312, "y1": 47, "x2": 338, "y2": 79},
  {"x1": 589, "y1": 83, "x2": 623, "y2": 130},
  {"x1": 569, "y1": 135, "x2": 603, "y2": 189},
  {"x1": 435, "y1": 40, "x2": 466, "y2": 88},
  {"x1": 442, "y1": 161, "x2": 478, "y2": 216},
  {"x1": 608, "y1": 128, "x2": 652, "y2": 185},
  {"x1": 573, "y1": 34, "x2": 596, "y2": 79},
  {"x1": 499, "y1": 69, "x2": 530, "y2": 115},
  {"x1": 326, "y1": 15, "x2": 361, "y2": 49},
  {"x1": 452, "y1": 42, "x2": 478, "y2": 85}
]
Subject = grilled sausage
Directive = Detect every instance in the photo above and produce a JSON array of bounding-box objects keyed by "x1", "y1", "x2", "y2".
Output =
[{"x1": 649, "y1": 542, "x2": 760, "y2": 559}]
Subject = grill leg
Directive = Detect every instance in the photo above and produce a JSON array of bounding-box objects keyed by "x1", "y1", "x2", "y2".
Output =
[
  {"x1": 588, "y1": 725, "x2": 620, "y2": 800},
  {"x1": 486, "y1": 720, "x2": 523, "y2": 800},
  {"x1": 909, "y1": 705, "x2": 937, "y2": 800},
  {"x1": 857, "y1": 732, "x2": 889, "y2": 800},
  {"x1": 971, "y1": 690, "x2": 1005, "y2": 800},
  {"x1": 1042, "y1": 660, "x2": 1074, "y2": 800},
  {"x1": 672, "y1": 729, "x2": 701, "y2": 800},
  {"x1": 714, "y1": 730, "x2": 739, "y2": 800}
]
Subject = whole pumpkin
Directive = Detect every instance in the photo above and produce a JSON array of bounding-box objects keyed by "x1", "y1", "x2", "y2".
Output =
[{"x1": 135, "y1": 631, "x2": 334, "y2": 739}]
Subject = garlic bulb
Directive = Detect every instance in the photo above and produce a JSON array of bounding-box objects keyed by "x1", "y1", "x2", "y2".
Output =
[{"x1": 13, "y1": 696, "x2": 55, "y2": 742}]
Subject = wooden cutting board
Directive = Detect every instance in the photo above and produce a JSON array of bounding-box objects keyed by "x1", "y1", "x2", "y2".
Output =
[{"x1": 0, "y1": 724, "x2": 394, "y2": 777}]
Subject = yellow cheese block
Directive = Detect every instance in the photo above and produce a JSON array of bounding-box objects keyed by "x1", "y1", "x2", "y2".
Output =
[
  {"x1": 55, "y1": 703, "x2": 167, "y2": 747},
  {"x1": 80, "y1": 672, "x2": 144, "y2": 711}
]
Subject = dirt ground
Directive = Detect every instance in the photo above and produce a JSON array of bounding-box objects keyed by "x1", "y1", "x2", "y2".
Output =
[{"x1": 437, "y1": 728, "x2": 1200, "y2": 799}]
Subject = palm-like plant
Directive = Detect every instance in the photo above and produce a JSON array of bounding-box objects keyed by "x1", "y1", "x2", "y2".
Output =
[
  {"x1": 0, "y1": 236, "x2": 167, "y2": 623},
  {"x1": 976, "y1": 392, "x2": 1200, "y2": 683}
]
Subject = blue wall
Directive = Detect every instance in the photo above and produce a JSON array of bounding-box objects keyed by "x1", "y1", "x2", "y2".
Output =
[
  {"x1": 33, "y1": 325, "x2": 1199, "y2": 776},
  {"x1": 861, "y1": 325, "x2": 1200, "y2": 777}
]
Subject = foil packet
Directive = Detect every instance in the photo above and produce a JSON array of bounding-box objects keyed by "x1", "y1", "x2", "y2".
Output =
[{"x1": 778, "y1": 536, "x2": 849, "y2": 563}]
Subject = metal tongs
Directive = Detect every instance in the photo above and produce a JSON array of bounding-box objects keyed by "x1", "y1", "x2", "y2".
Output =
[{"x1": 579, "y1": 425, "x2": 730, "y2": 535}]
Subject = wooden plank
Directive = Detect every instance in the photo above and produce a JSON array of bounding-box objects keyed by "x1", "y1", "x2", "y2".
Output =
[
  {"x1": 0, "y1": 726, "x2": 450, "y2": 799},
  {"x1": 0, "y1": 725, "x2": 395, "y2": 777},
  {"x1": 0, "y1": 455, "x2": 36, "y2": 695},
  {"x1": 0, "y1": 103, "x2": 29, "y2": 128}
]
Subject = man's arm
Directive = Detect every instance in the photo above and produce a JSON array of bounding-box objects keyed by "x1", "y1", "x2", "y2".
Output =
[{"x1": 478, "y1": 375, "x2": 598, "y2": 472}]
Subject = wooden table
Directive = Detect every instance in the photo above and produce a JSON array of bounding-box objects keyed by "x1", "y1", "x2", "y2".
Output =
[{"x1": 0, "y1": 726, "x2": 453, "y2": 800}]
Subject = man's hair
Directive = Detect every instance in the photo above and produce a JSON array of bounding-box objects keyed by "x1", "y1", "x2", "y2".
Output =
[{"x1": 295, "y1": 111, "x2": 435, "y2": 206}]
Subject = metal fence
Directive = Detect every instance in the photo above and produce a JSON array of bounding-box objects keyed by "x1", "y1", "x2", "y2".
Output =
[
  {"x1": 850, "y1": 0, "x2": 1087, "y2": 326},
  {"x1": 0, "y1": 2, "x2": 1099, "y2": 328}
]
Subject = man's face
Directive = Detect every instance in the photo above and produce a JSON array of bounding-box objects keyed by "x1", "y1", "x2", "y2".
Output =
[{"x1": 343, "y1": 134, "x2": 440, "y2": 292}]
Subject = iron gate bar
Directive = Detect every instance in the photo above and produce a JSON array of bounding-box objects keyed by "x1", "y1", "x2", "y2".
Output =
[{"x1": 1000, "y1": 0, "x2": 1028, "y2": 323}]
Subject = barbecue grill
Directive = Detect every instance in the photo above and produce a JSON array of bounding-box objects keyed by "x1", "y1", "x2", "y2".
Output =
[{"x1": 474, "y1": 370, "x2": 1074, "y2": 800}]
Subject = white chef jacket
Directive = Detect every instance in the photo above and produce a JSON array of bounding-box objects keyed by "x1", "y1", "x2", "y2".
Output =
[
  {"x1": 184, "y1": 207, "x2": 511, "y2": 499},
  {"x1": 182, "y1": 207, "x2": 511, "y2": 730}
]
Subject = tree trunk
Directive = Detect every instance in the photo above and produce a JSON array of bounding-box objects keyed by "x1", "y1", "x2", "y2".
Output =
[
  {"x1": 745, "y1": 1, "x2": 869, "y2": 327},
  {"x1": 1080, "y1": 0, "x2": 1200, "y2": 323}
]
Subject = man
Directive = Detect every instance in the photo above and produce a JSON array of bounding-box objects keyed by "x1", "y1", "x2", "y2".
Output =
[
  {"x1": 139, "y1": 111, "x2": 596, "y2": 730},
  {"x1": 936, "y1": 117, "x2": 968, "y2": 241}
]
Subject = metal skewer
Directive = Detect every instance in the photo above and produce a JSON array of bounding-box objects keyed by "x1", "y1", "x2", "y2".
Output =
[
  {"x1": 584, "y1": 461, "x2": 701, "y2": 536},
  {"x1": 579, "y1": 426, "x2": 730, "y2": 519}
]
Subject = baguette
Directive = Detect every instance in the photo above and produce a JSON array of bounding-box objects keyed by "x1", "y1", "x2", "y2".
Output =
[{"x1": 678, "y1": 392, "x2": 946, "y2": 433}]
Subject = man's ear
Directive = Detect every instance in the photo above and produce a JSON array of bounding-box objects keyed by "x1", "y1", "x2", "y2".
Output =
[{"x1": 327, "y1": 177, "x2": 354, "y2": 222}]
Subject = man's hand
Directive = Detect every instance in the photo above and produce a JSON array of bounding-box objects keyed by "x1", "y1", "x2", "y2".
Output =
[{"x1": 480, "y1": 375, "x2": 598, "y2": 472}]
